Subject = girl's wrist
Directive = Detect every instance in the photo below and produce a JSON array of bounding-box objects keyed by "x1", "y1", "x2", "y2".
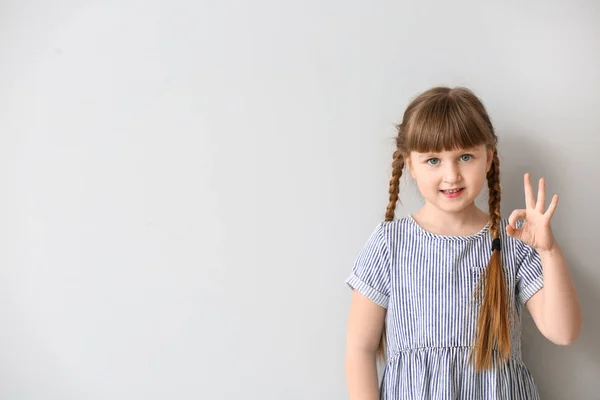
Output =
[{"x1": 537, "y1": 241, "x2": 561, "y2": 258}]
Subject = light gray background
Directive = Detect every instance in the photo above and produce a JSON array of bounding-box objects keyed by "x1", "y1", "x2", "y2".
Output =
[{"x1": 1, "y1": 0, "x2": 598, "y2": 399}]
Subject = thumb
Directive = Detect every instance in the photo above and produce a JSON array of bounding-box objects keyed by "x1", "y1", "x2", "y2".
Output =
[{"x1": 506, "y1": 224, "x2": 520, "y2": 239}]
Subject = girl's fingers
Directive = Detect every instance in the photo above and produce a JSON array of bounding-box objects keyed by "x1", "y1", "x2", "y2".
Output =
[
  {"x1": 536, "y1": 178, "x2": 546, "y2": 212},
  {"x1": 545, "y1": 194, "x2": 559, "y2": 219},
  {"x1": 506, "y1": 224, "x2": 519, "y2": 238},
  {"x1": 508, "y1": 209, "x2": 527, "y2": 229},
  {"x1": 524, "y1": 173, "x2": 536, "y2": 209}
]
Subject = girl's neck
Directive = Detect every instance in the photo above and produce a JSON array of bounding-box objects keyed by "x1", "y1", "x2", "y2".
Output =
[{"x1": 412, "y1": 203, "x2": 490, "y2": 237}]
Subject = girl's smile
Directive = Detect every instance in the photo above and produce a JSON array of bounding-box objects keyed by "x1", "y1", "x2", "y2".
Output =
[{"x1": 441, "y1": 188, "x2": 465, "y2": 198}]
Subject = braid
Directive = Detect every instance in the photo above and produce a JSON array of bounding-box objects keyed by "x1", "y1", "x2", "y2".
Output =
[
  {"x1": 472, "y1": 147, "x2": 511, "y2": 370},
  {"x1": 377, "y1": 149, "x2": 405, "y2": 362},
  {"x1": 487, "y1": 149, "x2": 502, "y2": 237},
  {"x1": 385, "y1": 150, "x2": 405, "y2": 221}
]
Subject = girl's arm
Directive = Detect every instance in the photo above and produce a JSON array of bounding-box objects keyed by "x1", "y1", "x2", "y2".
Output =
[
  {"x1": 507, "y1": 174, "x2": 582, "y2": 345},
  {"x1": 526, "y1": 244, "x2": 582, "y2": 345},
  {"x1": 345, "y1": 290, "x2": 385, "y2": 400}
]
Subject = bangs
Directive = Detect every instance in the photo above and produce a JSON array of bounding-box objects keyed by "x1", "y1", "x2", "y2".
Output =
[{"x1": 404, "y1": 93, "x2": 492, "y2": 153}]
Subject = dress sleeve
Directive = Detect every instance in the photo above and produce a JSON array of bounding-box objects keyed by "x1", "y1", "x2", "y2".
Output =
[
  {"x1": 345, "y1": 222, "x2": 391, "y2": 308},
  {"x1": 515, "y1": 241, "x2": 544, "y2": 305}
]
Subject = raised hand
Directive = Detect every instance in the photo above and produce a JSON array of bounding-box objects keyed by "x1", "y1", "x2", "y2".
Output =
[{"x1": 506, "y1": 173, "x2": 559, "y2": 252}]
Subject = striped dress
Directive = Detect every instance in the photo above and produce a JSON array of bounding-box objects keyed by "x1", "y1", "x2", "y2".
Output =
[{"x1": 345, "y1": 216, "x2": 544, "y2": 399}]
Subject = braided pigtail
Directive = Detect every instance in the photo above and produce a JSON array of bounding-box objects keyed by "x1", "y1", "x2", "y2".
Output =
[
  {"x1": 376, "y1": 148, "x2": 405, "y2": 362},
  {"x1": 385, "y1": 149, "x2": 405, "y2": 222},
  {"x1": 472, "y1": 148, "x2": 511, "y2": 370}
]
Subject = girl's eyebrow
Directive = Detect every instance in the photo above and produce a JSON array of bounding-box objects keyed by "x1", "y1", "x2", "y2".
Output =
[{"x1": 417, "y1": 152, "x2": 440, "y2": 159}]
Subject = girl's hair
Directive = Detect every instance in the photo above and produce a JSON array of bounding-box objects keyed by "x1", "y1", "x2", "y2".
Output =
[{"x1": 381, "y1": 86, "x2": 509, "y2": 371}]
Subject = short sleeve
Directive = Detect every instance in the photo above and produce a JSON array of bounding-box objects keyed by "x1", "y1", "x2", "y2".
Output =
[
  {"x1": 345, "y1": 223, "x2": 391, "y2": 308},
  {"x1": 515, "y1": 241, "x2": 544, "y2": 305}
]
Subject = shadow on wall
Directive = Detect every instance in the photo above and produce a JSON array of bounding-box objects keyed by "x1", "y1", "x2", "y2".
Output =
[{"x1": 498, "y1": 131, "x2": 600, "y2": 399}]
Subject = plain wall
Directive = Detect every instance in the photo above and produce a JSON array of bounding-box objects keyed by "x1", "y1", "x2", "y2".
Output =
[{"x1": 1, "y1": 0, "x2": 599, "y2": 398}]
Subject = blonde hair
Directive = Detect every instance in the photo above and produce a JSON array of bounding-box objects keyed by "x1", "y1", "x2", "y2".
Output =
[{"x1": 382, "y1": 86, "x2": 509, "y2": 371}]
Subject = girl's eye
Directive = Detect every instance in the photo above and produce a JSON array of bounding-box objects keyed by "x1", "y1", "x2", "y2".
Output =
[
  {"x1": 460, "y1": 154, "x2": 473, "y2": 162},
  {"x1": 426, "y1": 158, "x2": 440, "y2": 165}
]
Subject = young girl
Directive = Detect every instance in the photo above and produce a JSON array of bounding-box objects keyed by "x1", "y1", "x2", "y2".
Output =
[{"x1": 344, "y1": 86, "x2": 582, "y2": 399}]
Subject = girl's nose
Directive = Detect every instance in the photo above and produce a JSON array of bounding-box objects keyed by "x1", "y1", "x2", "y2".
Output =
[{"x1": 443, "y1": 164, "x2": 462, "y2": 183}]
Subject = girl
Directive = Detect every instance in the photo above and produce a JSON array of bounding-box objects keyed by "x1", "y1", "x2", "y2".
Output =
[{"x1": 344, "y1": 86, "x2": 582, "y2": 399}]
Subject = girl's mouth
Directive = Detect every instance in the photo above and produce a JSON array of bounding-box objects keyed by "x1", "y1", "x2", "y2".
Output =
[{"x1": 441, "y1": 188, "x2": 464, "y2": 198}]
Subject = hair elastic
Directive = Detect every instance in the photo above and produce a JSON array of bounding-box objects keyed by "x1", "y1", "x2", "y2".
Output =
[{"x1": 492, "y1": 238, "x2": 501, "y2": 251}]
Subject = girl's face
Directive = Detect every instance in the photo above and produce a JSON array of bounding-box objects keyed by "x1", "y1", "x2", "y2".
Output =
[{"x1": 406, "y1": 145, "x2": 493, "y2": 215}]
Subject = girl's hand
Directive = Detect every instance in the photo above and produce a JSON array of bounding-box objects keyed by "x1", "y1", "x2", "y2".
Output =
[{"x1": 506, "y1": 173, "x2": 559, "y2": 252}]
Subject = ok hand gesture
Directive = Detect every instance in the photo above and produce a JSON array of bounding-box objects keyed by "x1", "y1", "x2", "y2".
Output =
[{"x1": 506, "y1": 173, "x2": 559, "y2": 252}]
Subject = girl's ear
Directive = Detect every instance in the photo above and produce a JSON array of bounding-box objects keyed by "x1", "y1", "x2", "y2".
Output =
[
  {"x1": 405, "y1": 154, "x2": 415, "y2": 179},
  {"x1": 486, "y1": 148, "x2": 494, "y2": 173}
]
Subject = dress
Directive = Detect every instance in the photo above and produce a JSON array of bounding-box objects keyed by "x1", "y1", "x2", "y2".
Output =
[{"x1": 345, "y1": 216, "x2": 544, "y2": 399}]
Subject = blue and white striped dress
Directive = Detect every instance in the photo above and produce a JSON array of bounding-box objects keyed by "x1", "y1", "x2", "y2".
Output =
[{"x1": 346, "y1": 216, "x2": 544, "y2": 399}]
